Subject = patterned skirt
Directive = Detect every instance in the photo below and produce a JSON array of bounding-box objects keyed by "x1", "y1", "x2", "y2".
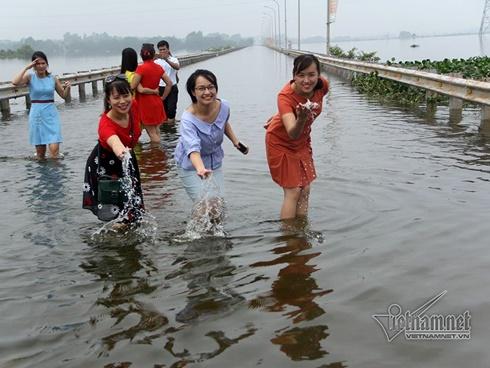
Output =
[{"x1": 82, "y1": 143, "x2": 144, "y2": 222}]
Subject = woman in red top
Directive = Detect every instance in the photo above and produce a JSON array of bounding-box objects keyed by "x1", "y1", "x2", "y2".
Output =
[
  {"x1": 265, "y1": 54, "x2": 329, "y2": 220},
  {"x1": 83, "y1": 75, "x2": 145, "y2": 222},
  {"x1": 131, "y1": 43, "x2": 172, "y2": 143}
]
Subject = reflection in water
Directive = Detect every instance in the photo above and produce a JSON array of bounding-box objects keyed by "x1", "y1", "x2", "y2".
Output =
[
  {"x1": 168, "y1": 239, "x2": 243, "y2": 323},
  {"x1": 134, "y1": 143, "x2": 171, "y2": 209},
  {"x1": 250, "y1": 220, "x2": 336, "y2": 363},
  {"x1": 26, "y1": 160, "x2": 68, "y2": 216},
  {"x1": 24, "y1": 160, "x2": 69, "y2": 247},
  {"x1": 163, "y1": 238, "x2": 255, "y2": 364},
  {"x1": 479, "y1": 34, "x2": 490, "y2": 56},
  {"x1": 80, "y1": 242, "x2": 167, "y2": 352}
]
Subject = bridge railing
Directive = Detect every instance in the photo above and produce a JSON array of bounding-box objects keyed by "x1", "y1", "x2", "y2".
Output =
[
  {"x1": 0, "y1": 47, "x2": 241, "y2": 119},
  {"x1": 276, "y1": 47, "x2": 490, "y2": 128}
]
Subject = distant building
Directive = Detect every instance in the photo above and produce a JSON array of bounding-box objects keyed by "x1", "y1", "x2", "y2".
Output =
[{"x1": 399, "y1": 31, "x2": 416, "y2": 39}]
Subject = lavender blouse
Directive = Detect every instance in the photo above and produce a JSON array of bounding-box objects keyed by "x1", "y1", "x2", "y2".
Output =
[{"x1": 174, "y1": 99, "x2": 230, "y2": 171}]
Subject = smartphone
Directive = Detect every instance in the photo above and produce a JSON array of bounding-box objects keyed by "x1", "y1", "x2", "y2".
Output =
[{"x1": 237, "y1": 142, "x2": 249, "y2": 155}]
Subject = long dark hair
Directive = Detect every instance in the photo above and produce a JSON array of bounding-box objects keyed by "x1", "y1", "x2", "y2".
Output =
[
  {"x1": 31, "y1": 51, "x2": 50, "y2": 75},
  {"x1": 103, "y1": 79, "x2": 132, "y2": 112},
  {"x1": 121, "y1": 48, "x2": 138, "y2": 73},
  {"x1": 186, "y1": 69, "x2": 218, "y2": 103},
  {"x1": 292, "y1": 54, "x2": 323, "y2": 90}
]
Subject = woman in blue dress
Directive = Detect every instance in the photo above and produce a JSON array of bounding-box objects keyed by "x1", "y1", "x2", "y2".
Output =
[{"x1": 12, "y1": 51, "x2": 71, "y2": 159}]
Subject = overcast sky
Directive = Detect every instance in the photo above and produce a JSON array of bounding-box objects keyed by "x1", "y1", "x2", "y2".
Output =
[{"x1": 1, "y1": 0, "x2": 486, "y2": 41}]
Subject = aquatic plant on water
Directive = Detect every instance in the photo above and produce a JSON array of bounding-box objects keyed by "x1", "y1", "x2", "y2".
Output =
[{"x1": 347, "y1": 48, "x2": 490, "y2": 106}]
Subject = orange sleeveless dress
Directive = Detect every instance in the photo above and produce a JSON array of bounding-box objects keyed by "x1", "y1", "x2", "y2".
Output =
[{"x1": 265, "y1": 77, "x2": 329, "y2": 188}]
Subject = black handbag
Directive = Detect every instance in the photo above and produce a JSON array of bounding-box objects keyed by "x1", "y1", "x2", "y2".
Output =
[{"x1": 97, "y1": 175, "x2": 125, "y2": 205}]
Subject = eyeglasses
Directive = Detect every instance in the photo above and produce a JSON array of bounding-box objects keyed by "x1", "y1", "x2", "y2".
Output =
[
  {"x1": 105, "y1": 74, "x2": 127, "y2": 84},
  {"x1": 195, "y1": 85, "x2": 216, "y2": 93}
]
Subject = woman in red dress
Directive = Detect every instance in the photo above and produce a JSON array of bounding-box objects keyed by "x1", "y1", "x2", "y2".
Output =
[
  {"x1": 131, "y1": 43, "x2": 172, "y2": 143},
  {"x1": 265, "y1": 54, "x2": 329, "y2": 220}
]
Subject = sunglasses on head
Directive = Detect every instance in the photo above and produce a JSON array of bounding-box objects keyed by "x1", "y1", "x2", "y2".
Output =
[{"x1": 105, "y1": 74, "x2": 127, "y2": 84}]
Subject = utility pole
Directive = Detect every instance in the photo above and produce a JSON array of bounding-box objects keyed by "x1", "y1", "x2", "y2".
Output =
[
  {"x1": 272, "y1": 0, "x2": 281, "y2": 48},
  {"x1": 284, "y1": 0, "x2": 288, "y2": 48},
  {"x1": 297, "y1": 0, "x2": 301, "y2": 50},
  {"x1": 480, "y1": 0, "x2": 490, "y2": 35},
  {"x1": 326, "y1": 0, "x2": 330, "y2": 54},
  {"x1": 264, "y1": 6, "x2": 278, "y2": 47}
]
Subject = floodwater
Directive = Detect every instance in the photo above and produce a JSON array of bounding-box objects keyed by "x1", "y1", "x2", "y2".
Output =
[{"x1": 1, "y1": 46, "x2": 490, "y2": 367}]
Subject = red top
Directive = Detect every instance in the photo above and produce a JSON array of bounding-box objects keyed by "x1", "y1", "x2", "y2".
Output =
[
  {"x1": 98, "y1": 100, "x2": 142, "y2": 150},
  {"x1": 265, "y1": 77, "x2": 329, "y2": 188},
  {"x1": 135, "y1": 61, "x2": 164, "y2": 89},
  {"x1": 135, "y1": 60, "x2": 166, "y2": 125},
  {"x1": 266, "y1": 77, "x2": 329, "y2": 153}
]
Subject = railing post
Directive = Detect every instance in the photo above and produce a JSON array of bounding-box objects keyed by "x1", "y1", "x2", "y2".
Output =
[
  {"x1": 92, "y1": 81, "x2": 98, "y2": 97},
  {"x1": 1, "y1": 99, "x2": 11, "y2": 119},
  {"x1": 25, "y1": 95, "x2": 31, "y2": 110},
  {"x1": 78, "y1": 83, "x2": 86, "y2": 102},
  {"x1": 448, "y1": 73, "x2": 463, "y2": 122},
  {"x1": 426, "y1": 91, "x2": 438, "y2": 109},
  {"x1": 480, "y1": 105, "x2": 490, "y2": 133}
]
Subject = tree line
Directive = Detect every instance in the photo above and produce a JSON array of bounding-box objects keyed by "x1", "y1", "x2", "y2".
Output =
[{"x1": 0, "y1": 32, "x2": 254, "y2": 59}]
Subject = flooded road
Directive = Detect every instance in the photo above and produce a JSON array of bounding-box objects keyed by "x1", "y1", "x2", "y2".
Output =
[{"x1": 1, "y1": 46, "x2": 489, "y2": 367}]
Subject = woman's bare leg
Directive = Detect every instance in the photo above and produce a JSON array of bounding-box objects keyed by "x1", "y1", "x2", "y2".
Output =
[
  {"x1": 35, "y1": 145, "x2": 47, "y2": 160},
  {"x1": 144, "y1": 124, "x2": 161, "y2": 143},
  {"x1": 281, "y1": 187, "x2": 302, "y2": 220},
  {"x1": 47, "y1": 143, "x2": 60, "y2": 158},
  {"x1": 296, "y1": 185, "x2": 311, "y2": 217}
]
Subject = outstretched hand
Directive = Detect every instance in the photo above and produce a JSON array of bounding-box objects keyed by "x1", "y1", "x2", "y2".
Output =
[
  {"x1": 295, "y1": 104, "x2": 309, "y2": 122},
  {"x1": 197, "y1": 168, "x2": 213, "y2": 179}
]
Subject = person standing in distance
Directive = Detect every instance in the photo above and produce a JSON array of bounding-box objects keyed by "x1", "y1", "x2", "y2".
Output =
[
  {"x1": 131, "y1": 43, "x2": 172, "y2": 144},
  {"x1": 155, "y1": 40, "x2": 180, "y2": 124},
  {"x1": 12, "y1": 51, "x2": 71, "y2": 159}
]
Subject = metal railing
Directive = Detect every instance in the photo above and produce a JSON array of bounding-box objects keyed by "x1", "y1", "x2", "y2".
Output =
[
  {"x1": 275, "y1": 47, "x2": 490, "y2": 128},
  {"x1": 0, "y1": 47, "x2": 241, "y2": 118}
]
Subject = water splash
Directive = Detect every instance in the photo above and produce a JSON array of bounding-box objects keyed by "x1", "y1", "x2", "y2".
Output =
[
  {"x1": 92, "y1": 152, "x2": 157, "y2": 243},
  {"x1": 182, "y1": 175, "x2": 226, "y2": 241}
]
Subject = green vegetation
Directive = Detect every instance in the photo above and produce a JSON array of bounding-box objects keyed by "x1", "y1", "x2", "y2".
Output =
[
  {"x1": 387, "y1": 57, "x2": 490, "y2": 80},
  {"x1": 0, "y1": 44, "x2": 35, "y2": 59},
  {"x1": 0, "y1": 32, "x2": 254, "y2": 59},
  {"x1": 350, "y1": 51, "x2": 490, "y2": 106},
  {"x1": 352, "y1": 71, "x2": 440, "y2": 105},
  {"x1": 329, "y1": 45, "x2": 380, "y2": 62}
]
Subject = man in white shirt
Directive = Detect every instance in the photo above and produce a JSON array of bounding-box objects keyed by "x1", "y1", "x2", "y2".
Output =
[{"x1": 155, "y1": 40, "x2": 180, "y2": 124}]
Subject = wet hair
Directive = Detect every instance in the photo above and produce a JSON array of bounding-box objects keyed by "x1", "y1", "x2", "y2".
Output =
[
  {"x1": 157, "y1": 40, "x2": 170, "y2": 49},
  {"x1": 186, "y1": 69, "x2": 218, "y2": 103},
  {"x1": 31, "y1": 51, "x2": 50, "y2": 75},
  {"x1": 140, "y1": 43, "x2": 155, "y2": 61},
  {"x1": 292, "y1": 54, "x2": 323, "y2": 90},
  {"x1": 103, "y1": 79, "x2": 131, "y2": 112},
  {"x1": 121, "y1": 48, "x2": 138, "y2": 73}
]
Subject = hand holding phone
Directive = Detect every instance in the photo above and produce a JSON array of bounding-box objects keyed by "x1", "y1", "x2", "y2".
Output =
[{"x1": 236, "y1": 141, "x2": 249, "y2": 155}]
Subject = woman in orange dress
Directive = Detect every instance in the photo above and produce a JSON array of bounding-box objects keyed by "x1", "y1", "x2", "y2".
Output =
[
  {"x1": 130, "y1": 43, "x2": 172, "y2": 143},
  {"x1": 265, "y1": 54, "x2": 329, "y2": 219}
]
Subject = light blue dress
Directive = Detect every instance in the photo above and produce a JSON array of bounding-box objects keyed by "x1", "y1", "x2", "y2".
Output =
[{"x1": 28, "y1": 72, "x2": 63, "y2": 146}]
